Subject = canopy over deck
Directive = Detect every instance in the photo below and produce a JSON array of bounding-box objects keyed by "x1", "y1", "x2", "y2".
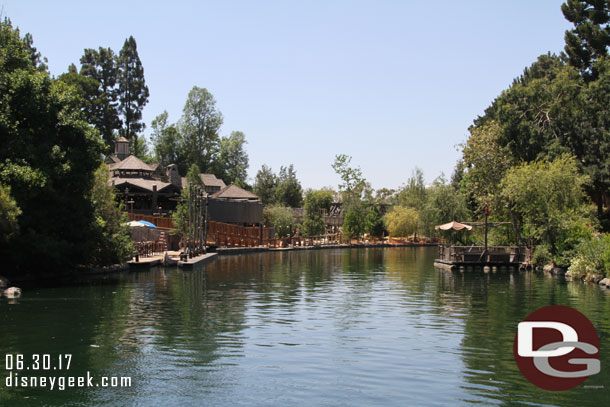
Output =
[{"x1": 435, "y1": 221, "x2": 473, "y2": 231}]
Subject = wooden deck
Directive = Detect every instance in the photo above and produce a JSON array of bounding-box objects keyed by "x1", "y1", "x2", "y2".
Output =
[{"x1": 434, "y1": 244, "x2": 530, "y2": 268}]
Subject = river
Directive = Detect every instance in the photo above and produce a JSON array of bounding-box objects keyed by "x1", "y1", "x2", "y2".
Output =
[{"x1": 1, "y1": 247, "x2": 609, "y2": 406}]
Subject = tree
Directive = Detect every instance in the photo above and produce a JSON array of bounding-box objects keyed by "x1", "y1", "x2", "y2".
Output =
[
  {"x1": 78, "y1": 47, "x2": 122, "y2": 148},
  {"x1": 332, "y1": 154, "x2": 367, "y2": 208},
  {"x1": 178, "y1": 86, "x2": 223, "y2": 174},
  {"x1": 0, "y1": 184, "x2": 21, "y2": 243},
  {"x1": 186, "y1": 163, "x2": 203, "y2": 187},
  {"x1": 303, "y1": 189, "x2": 333, "y2": 236},
  {"x1": 275, "y1": 164, "x2": 303, "y2": 207},
  {"x1": 420, "y1": 177, "x2": 471, "y2": 241},
  {"x1": 500, "y1": 154, "x2": 593, "y2": 265},
  {"x1": 332, "y1": 154, "x2": 373, "y2": 239},
  {"x1": 460, "y1": 121, "x2": 515, "y2": 214},
  {"x1": 151, "y1": 111, "x2": 181, "y2": 168},
  {"x1": 89, "y1": 165, "x2": 133, "y2": 265},
  {"x1": 365, "y1": 204, "x2": 385, "y2": 238},
  {"x1": 396, "y1": 167, "x2": 427, "y2": 210},
  {"x1": 118, "y1": 36, "x2": 149, "y2": 156},
  {"x1": 383, "y1": 206, "x2": 420, "y2": 238},
  {"x1": 254, "y1": 165, "x2": 278, "y2": 205},
  {"x1": 0, "y1": 19, "x2": 104, "y2": 275},
  {"x1": 216, "y1": 131, "x2": 249, "y2": 186},
  {"x1": 562, "y1": 0, "x2": 610, "y2": 80},
  {"x1": 264, "y1": 206, "x2": 297, "y2": 238}
]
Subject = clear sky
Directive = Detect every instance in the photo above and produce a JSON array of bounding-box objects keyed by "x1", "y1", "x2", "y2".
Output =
[{"x1": 3, "y1": 1, "x2": 572, "y2": 190}]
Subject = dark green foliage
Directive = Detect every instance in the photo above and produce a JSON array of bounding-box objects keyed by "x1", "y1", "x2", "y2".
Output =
[
  {"x1": 118, "y1": 36, "x2": 149, "y2": 156},
  {"x1": 264, "y1": 206, "x2": 296, "y2": 238},
  {"x1": 275, "y1": 165, "x2": 303, "y2": 207},
  {"x1": 151, "y1": 111, "x2": 181, "y2": 168},
  {"x1": 0, "y1": 19, "x2": 105, "y2": 275},
  {"x1": 254, "y1": 165, "x2": 278, "y2": 205},
  {"x1": 178, "y1": 86, "x2": 223, "y2": 175},
  {"x1": 562, "y1": 0, "x2": 610, "y2": 80},
  {"x1": 77, "y1": 47, "x2": 122, "y2": 148},
  {"x1": 365, "y1": 204, "x2": 385, "y2": 238},
  {"x1": 303, "y1": 189, "x2": 333, "y2": 237},
  {"x1": 89, "y1": 165, "x2": 133, "y2": 265},
  {"x1": 500, "y1": 155, "x2": 594, "y2": 265},
  {"x1": 186, "y1": 164, "x2": 203, "y2": 187},
  {"x1": 0, "y1": 184, "x2": 21, "y2": 243},
  {"x1": 216, "y1": 131, "x2": 249, "y2": 186}
]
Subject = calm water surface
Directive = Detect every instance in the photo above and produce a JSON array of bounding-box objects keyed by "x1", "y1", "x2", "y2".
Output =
[{"x1": 1, "y1": 247, "x2": 609, "y2": 406}]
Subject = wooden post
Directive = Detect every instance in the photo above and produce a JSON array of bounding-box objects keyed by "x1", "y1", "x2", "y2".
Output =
[{"x1": 484, "y1": 202, "x2": 489, "y2": 262}]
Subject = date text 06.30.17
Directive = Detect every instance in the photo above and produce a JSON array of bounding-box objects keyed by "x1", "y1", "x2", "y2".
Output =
[{"x1": 4, "y1": 354, "x2": 72, "y2": 371}]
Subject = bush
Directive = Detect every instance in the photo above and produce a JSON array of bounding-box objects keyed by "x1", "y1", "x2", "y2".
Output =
[
  {"x1": 567, "y1": 234, "x2": 610, "y2": 279},
  {"x1": 264, "y1": 206, "x2": 297, "y2": 238},
  {"x1": 532, "y1": 244, "x2": 552, "y2": 267}
]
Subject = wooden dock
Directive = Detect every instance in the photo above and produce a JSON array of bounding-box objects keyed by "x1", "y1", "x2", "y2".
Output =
[{"x1": 434, "y1": 244, "x2": 530, "y2": 269}]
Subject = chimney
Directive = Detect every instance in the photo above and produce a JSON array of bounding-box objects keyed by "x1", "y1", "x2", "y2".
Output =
[{"x1": 167, "y1": 164, "x2": 181, "y2": 187}]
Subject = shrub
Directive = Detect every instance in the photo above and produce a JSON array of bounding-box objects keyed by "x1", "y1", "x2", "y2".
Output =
[
  {"x1": 532, "y1": 244, "x2": 552, "y2": 267},
  {"x1": 568, "y1": 234, "x2": 610, "y2": 279}
]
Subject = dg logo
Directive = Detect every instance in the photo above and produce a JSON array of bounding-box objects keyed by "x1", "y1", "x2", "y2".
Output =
[{"x1": 513, "y1": 305, "x2": 600, "y2": 391}]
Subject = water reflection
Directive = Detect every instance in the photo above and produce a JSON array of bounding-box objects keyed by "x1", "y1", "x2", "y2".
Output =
[{"x1": 0, "y1": 248, "x2": 608, "y2": 406}]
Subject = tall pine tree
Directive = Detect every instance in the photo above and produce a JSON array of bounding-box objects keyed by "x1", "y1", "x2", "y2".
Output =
[
  {"x1": 78, "y1": 47, "x2": 122, "y2": 148},
  {"x1": 562, "y1": 0, "x2": 610, "y2": 80},
  {"x1": 118, "y1": 36, "x2": 149, "y2": 156}
]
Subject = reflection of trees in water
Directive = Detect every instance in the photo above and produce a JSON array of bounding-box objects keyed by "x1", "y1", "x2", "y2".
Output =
[{"x1": 439, "y1": 269, "x2": 610, "y2": 406}]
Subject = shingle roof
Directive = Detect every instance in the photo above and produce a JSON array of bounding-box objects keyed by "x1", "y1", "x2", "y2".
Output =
[
  {"x1": 116, "y1": 136, "x2": 129, "y2": 142},
  {"x1": 200, "y1": 174, "x2": 226, "y2": 188},
  {"x1": 109, "y1": 177, "x2": 176, "y2": 192},
  {"x1": 111, "y1": 155, "x2": 156, "y2": 172},
  {"x1": 211, "y1": 184, "x2": 259, "y2": 200}
]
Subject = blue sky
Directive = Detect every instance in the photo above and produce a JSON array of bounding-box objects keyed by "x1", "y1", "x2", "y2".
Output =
[{"x1": 3, "y1": 1, "x2": 572, "y2": 190}]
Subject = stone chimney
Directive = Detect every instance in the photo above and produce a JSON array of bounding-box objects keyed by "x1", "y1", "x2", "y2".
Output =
[{"x1": 167, "y1": 164, "x2": 181, "y2": 187}]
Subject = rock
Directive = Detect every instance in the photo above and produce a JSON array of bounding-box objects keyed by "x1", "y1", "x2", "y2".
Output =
[
  {"x1": 0, "y1": 276, "x2": 9, "y2": 289},
  {"x1": 543, "y1": 264, "x2": 554, "y2": 273},
  {"x1": 3, "y1": 287, "x2": 21, "y2": 297},
  {"x1": 599, "y1": 278, "x2": 610, "y2": 287},
  {"x1": 552, "y1": 267, "x2": 567, "y2": 276}
]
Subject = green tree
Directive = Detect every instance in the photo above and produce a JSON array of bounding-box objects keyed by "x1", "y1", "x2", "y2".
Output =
[
  {"x1": 383, "y1": 206, "x2": 420, "y2": 238},
  {"x1": 275, "y1": 164, "x2": 303, "y2": 207},
  {"x1": 216, "y1": 131, "x2": 249, "y2": 186},
  {"x1": 420, "y1": 176, "x2": 471, "y2": 241},
  {"x1": 264, "y1": 205, "x2": 296, "y2": 238},
  {"x1": 396, "y1": 167, "x2": 427, "y2": 210},
  {"x1": 186, "y1": 163, "x2": 203, "y2": 187},
  {"x1": 89, "y1": 165, "x2": 132, "y2": 265},
  {"x1": 303, "y1": 189, "x2": 333, "y2": 237},
  {"x1": 178, "y1": 86, "x2": 223, "y2": 175},
  {"x1": 118, "y1": 36, "x2": 149, "y2": 157},
  {"x1": 254, "y1": 164, "x2": 278, "y2": 205},
  {"x1": 78, "y1": 47, "x2": 122, "y2": 148},
  {"x1": 500, "y1": 154, "x2": 593, "y2": 265},
  {"x1": 562, "y1": 0, "x2": 610, "y2": 80},
  {"x1": 332, "y1": 154, "x2": 373, "y2": 239},
  {"x1": 151, "y1": 111, "x2": 181, "y2": 168},
  {"x1": 332, "y1": 154, "x2": 367, "y2": 208},
  {"x1": 0, "y1": 184, "x2": 21, "y2": 243},
  {"x1": 0, "y1": 19, "x2": 104, "y2": 275},
  {"x1": 460, "y1": 121, "x2": 515, "y2": 214},
  {"x1": 365, "y1": 204, "x2": 385, "y2": 238}
]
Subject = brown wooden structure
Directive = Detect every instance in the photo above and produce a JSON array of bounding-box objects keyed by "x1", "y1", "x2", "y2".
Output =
[{"x1": 434, "y1": 244, "x2": 531, "y2": 268}]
